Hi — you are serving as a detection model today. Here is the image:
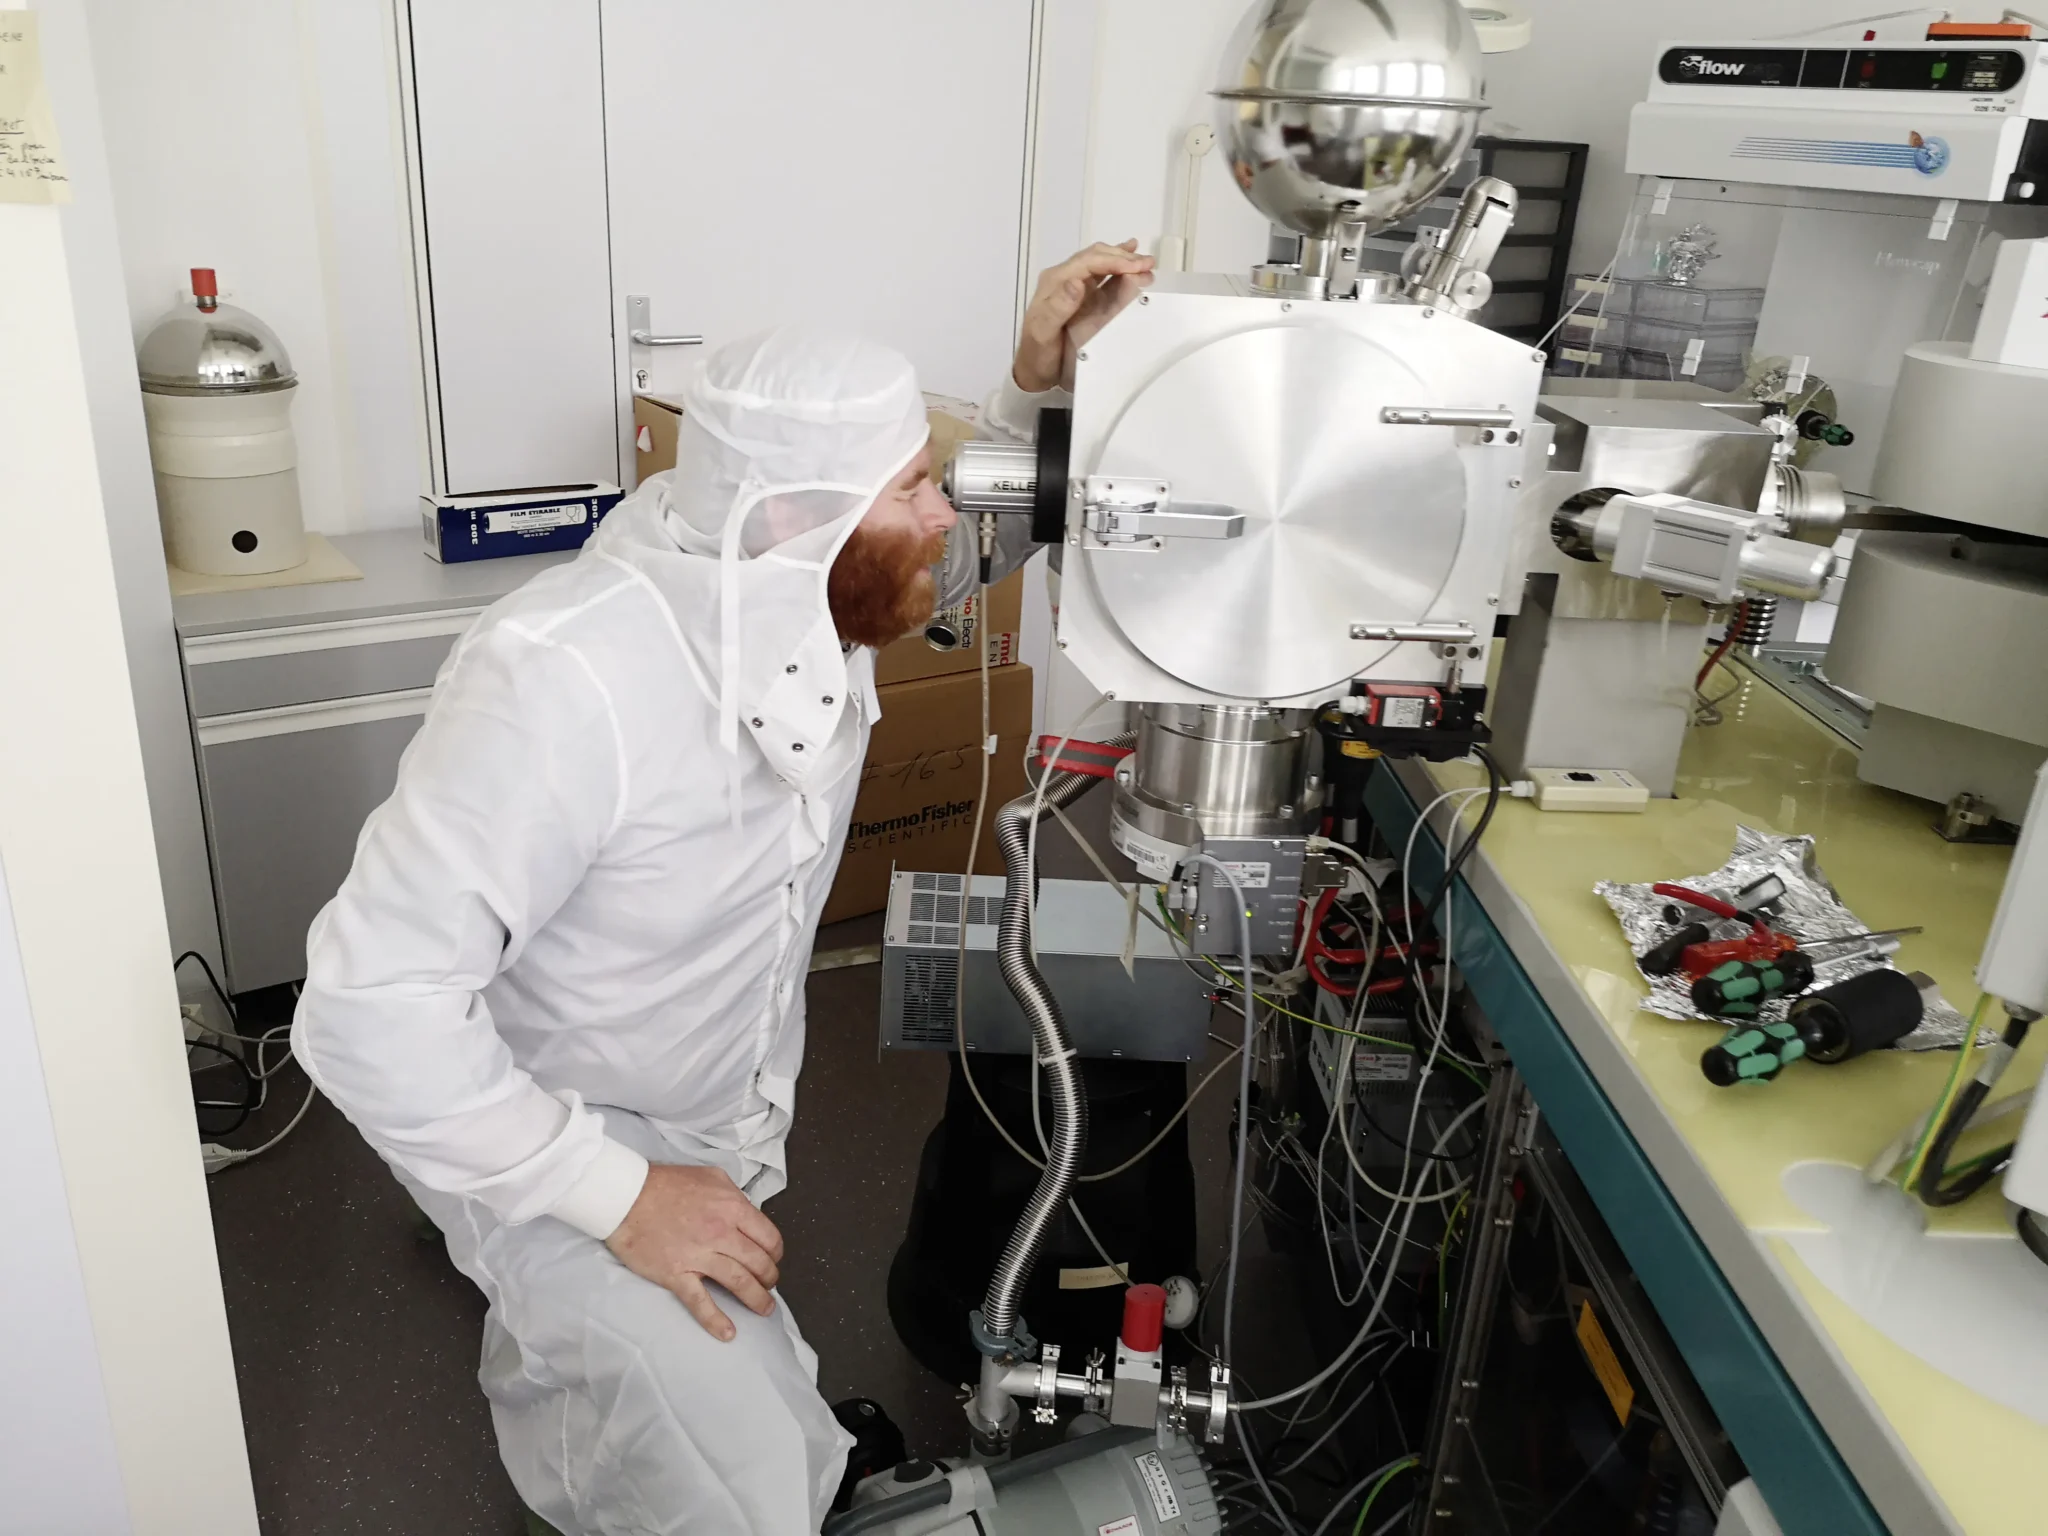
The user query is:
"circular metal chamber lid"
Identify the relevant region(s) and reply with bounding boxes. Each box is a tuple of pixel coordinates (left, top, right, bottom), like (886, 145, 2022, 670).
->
(1214, 0, 1487, 237)
(138, 301, 296, 395)
(1078, 322, 1465, 702)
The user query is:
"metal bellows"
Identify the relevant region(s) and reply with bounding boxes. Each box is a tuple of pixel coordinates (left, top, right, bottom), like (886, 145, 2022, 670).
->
(1213, 0, 1488, 238)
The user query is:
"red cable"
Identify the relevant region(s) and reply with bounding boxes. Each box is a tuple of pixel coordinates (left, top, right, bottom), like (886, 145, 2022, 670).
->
(1307, 953, 1357, 998)
(1302, 889, 1427, 999)
(1304, 889, 1360, 996)
(1696, 600, 1748, 693)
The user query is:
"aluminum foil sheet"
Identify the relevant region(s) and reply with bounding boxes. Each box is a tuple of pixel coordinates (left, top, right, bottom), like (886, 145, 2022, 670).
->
(1595, 826, 1973, 1050)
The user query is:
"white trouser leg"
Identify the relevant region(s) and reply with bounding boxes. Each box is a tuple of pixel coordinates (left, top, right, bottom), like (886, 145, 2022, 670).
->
(407, 1116, 853, 1535)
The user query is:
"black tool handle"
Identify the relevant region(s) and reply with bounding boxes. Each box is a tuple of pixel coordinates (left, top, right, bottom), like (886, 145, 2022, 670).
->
(1640, 921, 1710, 977)
(1791, 968, 1925, 1064)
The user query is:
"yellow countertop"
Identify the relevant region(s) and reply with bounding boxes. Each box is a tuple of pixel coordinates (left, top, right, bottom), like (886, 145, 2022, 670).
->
(1412, 667, 2044, 1536)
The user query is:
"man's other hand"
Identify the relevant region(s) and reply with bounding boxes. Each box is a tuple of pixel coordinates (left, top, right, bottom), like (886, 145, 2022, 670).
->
(606, 1163, 785, 1341)
(1013, 240, 1156, 394)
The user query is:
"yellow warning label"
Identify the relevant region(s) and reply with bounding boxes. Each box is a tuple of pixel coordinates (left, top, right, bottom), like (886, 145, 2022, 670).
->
(1576, 1299, 1635, 1427)
(1339, 740, 1382, 759)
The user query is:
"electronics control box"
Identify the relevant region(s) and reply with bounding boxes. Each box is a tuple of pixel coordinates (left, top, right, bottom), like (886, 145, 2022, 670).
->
(879, 872, 1214, 1062)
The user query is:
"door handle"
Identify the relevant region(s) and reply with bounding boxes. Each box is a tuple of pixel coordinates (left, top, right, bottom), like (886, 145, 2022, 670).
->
(625, 295, 703, 347)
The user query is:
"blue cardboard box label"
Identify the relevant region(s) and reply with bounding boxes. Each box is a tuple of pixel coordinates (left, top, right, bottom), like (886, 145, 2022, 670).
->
(423, 485, 624, 563)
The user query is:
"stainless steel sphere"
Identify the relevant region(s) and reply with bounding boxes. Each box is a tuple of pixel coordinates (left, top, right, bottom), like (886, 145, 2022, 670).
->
(1214, 0, 1487, 238)
(138, 301, 296, 396)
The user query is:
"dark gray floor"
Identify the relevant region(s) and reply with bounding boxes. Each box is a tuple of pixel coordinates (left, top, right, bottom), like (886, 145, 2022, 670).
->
(207, 799, 1301, 1533)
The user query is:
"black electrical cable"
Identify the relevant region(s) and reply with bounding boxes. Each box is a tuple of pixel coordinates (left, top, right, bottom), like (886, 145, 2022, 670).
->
(174, 949, 239, 1026)
(187, 1038, 257, 1137)
(1356, 1097, 1481, 1163)
(2018, 1208, 2048, 1266)
(1419, 744, 1503, 927)
(1918, 1014, 2031, 1208)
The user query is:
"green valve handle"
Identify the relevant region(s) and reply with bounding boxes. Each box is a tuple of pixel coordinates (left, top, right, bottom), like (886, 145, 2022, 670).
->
(1796, 409, 1855, 448)
(1690, 951, 1817, 1018)
(1702, 1021, 1807, 1086)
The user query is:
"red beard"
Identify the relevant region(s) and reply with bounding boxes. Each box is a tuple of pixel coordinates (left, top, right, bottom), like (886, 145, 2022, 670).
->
(828, 519, 948, 649)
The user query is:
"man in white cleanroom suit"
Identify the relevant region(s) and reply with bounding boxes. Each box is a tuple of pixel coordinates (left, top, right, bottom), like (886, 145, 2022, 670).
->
(291, 243, 1153, 1534)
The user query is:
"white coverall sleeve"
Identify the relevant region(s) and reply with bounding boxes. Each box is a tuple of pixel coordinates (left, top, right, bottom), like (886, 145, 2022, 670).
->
(934, 371, 1071, 609)
(292, 625, 649, 1240)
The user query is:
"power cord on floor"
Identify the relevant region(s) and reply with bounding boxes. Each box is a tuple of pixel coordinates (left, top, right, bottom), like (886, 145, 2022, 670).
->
(176, 953, 318, 1172)
(201, 1081, 317, 1173)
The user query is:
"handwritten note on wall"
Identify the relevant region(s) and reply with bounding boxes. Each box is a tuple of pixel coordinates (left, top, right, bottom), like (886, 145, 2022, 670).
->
(0, 11, 70, 204)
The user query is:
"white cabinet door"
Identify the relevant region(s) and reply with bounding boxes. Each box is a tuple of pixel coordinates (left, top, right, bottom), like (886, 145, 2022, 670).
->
(601, 0, 1037, 409)
(404, 0, 620, 494)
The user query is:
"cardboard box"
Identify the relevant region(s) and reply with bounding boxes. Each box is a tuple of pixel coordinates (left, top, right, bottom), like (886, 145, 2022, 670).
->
(421, 483, 624, 564)
(634, 390, 1021, 684)
(823, 662, 1033, 925)
(633, 392, 688, 485)
(874, 572, 1022, 685)
(635, 391, 979, 490)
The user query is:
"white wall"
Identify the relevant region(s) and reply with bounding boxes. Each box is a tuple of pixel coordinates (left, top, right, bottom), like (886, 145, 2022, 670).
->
(1079, 0, 1270, 271)
(38, 0, 224, 988)
(1482, 1, 1943, 275)
(1010, 0, 1275, 735)
(87, 0, 424, 537)
(0, 129, 259, 1536)
(0, 857, 133, 1534)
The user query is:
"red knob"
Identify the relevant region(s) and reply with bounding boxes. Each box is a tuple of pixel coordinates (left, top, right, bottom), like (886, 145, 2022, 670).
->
(190, 267, 218, 300)
(1121, 1283, 1167, 1353)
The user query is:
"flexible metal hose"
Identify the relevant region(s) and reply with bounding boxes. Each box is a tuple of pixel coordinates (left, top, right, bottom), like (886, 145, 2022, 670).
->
(978, 733, 1134, 1345)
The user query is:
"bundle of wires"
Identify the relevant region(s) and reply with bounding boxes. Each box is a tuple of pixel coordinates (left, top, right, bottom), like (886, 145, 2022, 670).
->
(1894, 995, 2034, 1207)
(943, 629, 1506, 1530)
(1302, 886, 1429, 1002)
(178, 950, 318, 1166)
(1693, 601, 1750, 727)
(1209, 784, 1499, 1532)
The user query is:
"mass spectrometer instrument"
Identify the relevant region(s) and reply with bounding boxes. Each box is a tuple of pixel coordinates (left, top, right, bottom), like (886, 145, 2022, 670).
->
(853, 15, 2048, 1529)
(843, 0, 1785, 1529)
(841, 0, 1536, 1530)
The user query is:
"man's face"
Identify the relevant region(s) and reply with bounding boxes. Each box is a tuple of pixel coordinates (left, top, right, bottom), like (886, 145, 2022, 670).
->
(828, 443, 957, 649)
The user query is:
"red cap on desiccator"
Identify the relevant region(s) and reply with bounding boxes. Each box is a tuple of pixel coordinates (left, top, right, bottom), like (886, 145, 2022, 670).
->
(1121, 1283, 1167, 1353)
(190, 268, 218, 299)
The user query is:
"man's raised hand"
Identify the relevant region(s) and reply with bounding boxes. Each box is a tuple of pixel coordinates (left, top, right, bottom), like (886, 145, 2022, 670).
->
(1012, 240, 1157, 394)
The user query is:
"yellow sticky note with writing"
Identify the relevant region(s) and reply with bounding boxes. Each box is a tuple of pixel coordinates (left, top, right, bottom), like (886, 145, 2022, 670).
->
(0, 11, 72, 205)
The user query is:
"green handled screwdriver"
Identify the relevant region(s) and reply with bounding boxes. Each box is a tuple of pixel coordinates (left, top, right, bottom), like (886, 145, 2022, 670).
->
(1691, 952, 1818, 1018)
(1702, 1021, 1808, 1085)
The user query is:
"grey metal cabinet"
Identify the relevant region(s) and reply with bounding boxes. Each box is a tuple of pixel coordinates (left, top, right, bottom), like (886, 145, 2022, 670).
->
(175, 533, 575, 994)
